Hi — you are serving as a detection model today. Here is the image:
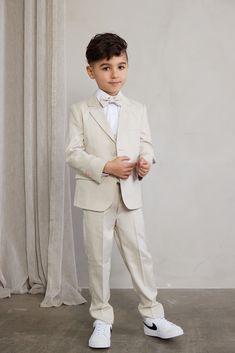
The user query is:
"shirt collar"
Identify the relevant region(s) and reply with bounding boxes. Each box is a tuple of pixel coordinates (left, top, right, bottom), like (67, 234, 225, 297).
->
(95, 88, 123, 102)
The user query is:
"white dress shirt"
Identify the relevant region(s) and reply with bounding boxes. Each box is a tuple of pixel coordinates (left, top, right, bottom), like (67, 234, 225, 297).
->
(96, 88, 123, 139)
(96, 88, 123, 176)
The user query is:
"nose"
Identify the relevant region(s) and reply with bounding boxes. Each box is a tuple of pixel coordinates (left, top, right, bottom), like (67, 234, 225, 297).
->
(111, 68, 118, 78)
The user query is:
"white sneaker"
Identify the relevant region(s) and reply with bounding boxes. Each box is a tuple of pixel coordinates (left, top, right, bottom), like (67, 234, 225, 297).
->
(143, 317, 184, 339)
(88, 319, 112, 348)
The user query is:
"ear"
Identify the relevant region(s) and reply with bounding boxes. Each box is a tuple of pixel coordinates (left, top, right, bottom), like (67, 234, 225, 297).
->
(86, 65, 95, 79)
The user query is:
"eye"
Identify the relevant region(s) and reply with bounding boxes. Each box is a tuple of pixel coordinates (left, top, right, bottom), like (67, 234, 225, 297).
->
(118, 65, 126, 70)
(102, 67, 110, 71)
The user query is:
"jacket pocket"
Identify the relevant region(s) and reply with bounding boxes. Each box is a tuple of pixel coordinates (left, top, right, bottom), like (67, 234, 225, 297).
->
(75, 174, 91, 180)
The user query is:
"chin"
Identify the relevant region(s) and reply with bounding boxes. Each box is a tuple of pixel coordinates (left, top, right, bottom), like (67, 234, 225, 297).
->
(108, 90, 119, 96)
(112, 87, 121, 94)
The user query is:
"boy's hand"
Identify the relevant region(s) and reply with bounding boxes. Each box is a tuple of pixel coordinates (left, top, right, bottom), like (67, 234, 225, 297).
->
(103, 156, 136, 179)
(136, 157, 150, 178)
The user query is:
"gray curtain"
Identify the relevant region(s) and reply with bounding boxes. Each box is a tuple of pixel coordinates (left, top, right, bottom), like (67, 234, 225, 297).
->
(0, 0, 86, 307)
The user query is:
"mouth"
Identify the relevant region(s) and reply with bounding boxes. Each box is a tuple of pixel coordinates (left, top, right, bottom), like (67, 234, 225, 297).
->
(109, 81, 121, 85)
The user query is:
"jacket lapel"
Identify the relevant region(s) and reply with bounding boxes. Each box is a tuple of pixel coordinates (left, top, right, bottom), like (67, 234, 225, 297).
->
(87, 95, 116, 143)
(87, 94, 133, 144)
(116, 95, 132, 143)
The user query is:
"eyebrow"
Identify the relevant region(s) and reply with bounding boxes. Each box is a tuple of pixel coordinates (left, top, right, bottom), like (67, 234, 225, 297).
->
(99, 62, 127, 67)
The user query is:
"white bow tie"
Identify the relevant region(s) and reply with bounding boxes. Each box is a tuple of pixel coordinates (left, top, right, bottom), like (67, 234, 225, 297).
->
(99, 95, 122, 107)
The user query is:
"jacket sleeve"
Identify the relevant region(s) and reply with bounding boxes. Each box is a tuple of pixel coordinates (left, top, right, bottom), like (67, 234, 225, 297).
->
(139, 104, 157, 166)
(65, 105, 109, 184)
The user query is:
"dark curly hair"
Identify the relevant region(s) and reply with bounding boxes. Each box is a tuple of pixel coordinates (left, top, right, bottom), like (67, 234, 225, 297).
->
(86, 33, 128, 64)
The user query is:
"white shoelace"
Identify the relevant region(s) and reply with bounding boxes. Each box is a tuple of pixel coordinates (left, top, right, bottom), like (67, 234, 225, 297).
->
(154, 318, 176, 328)
(94, 323, 111, 336)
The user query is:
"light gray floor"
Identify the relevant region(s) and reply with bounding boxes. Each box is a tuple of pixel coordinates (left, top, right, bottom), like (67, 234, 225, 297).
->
(0, 289, 235, 353)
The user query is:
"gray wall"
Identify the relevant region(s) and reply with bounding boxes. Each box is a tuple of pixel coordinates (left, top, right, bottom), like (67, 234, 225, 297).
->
(66, 0, 235, 288)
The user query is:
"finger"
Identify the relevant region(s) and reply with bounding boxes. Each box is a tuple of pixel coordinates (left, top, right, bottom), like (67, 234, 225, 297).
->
(139, 162, 146, 168)
(139, 157, 146, 164)
(126, 165, 135, 171)
(139, 169, 148, 176)
(130, 163, 136, 169)
(139, 167, 148, 173)
(142, 161, 149, 166)
(124, 166, 135, 171)
(123, 162, 135, 167)
(140, 161, 149, 168)
(126, 171, 133, 176)
(119, 156, 130, 161)
(124, 170, 133, 175)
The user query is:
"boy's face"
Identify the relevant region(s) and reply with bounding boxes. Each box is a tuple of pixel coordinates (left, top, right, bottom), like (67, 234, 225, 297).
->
(86, 52, 128, 96)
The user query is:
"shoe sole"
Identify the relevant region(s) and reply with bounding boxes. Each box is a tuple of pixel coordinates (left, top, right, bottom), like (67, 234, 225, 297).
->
(88, 341, 111, 349)
(144, 325, 184, 339)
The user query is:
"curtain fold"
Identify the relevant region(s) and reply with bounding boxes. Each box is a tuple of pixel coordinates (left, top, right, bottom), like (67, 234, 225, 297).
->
(0, 0, 86, 307)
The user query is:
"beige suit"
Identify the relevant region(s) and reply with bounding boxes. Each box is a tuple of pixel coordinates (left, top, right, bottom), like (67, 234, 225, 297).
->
(65, 94, 156, 211)
(65, 94, 164, 324)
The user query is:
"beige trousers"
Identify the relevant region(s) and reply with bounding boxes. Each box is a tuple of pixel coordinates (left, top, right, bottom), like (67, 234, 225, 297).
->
(82, 182, 164, 325)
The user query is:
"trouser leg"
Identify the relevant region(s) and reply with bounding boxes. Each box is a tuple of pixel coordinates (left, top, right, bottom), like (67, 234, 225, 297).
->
(114, 185, 164, 319)
(82, 187, 119, 325)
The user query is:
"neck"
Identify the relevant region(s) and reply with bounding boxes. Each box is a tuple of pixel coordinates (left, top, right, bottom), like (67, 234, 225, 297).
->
(98, 88, 120, 97)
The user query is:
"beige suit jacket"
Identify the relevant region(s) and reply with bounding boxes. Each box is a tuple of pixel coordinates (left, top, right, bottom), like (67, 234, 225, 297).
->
(65, 94, 156, 211)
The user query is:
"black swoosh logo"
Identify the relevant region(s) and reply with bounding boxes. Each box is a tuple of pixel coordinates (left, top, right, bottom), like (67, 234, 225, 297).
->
(144, 322, 157, 331)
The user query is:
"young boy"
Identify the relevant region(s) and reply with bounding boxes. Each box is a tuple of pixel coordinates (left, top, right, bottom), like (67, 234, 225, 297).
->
(65, 33, 184, 349)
